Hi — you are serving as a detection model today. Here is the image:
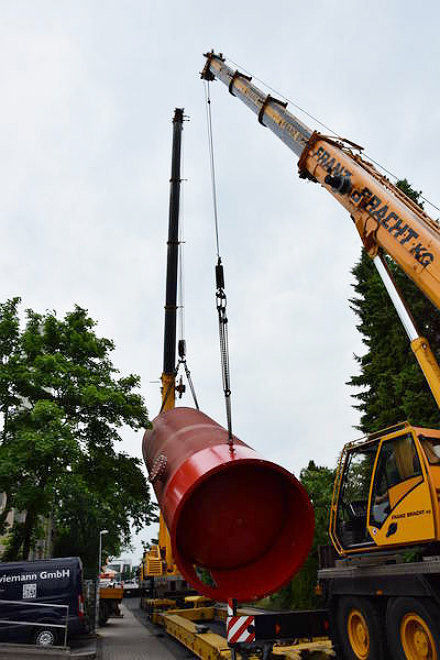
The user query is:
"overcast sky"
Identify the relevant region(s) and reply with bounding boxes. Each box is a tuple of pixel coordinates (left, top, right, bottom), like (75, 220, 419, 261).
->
(1, 1, 440, 562)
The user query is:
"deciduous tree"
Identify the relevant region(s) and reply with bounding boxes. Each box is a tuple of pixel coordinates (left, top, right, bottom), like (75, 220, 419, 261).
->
(263, 461, 335, 610)
(0, 300, 155, 565)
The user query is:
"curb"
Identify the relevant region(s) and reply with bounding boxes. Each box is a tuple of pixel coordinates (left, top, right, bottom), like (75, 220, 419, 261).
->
(0, 642, 97, 660)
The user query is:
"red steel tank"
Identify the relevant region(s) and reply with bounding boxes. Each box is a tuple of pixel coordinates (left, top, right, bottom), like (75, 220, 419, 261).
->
(142, 407, 314, 602)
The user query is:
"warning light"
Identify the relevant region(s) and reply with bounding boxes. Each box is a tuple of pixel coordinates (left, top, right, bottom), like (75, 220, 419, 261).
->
(275, 623, 281, 635)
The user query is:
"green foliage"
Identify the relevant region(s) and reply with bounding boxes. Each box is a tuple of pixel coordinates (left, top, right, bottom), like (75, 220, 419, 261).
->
(348, 178, 440, 433)
(401, 546, 423, 563)
(0, 299, 155, 568)
(256, 179, 437, 611)
(300, 461, 335, 549)
(261, 461, 335, 611)
(348, 182, 440, 433)
(395, 177, 424, 208)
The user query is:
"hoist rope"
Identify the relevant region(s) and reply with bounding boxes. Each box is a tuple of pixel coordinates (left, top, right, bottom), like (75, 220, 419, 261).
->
(159, 354, 200, 414)
(178, 130, 186, 347)
(227, 57, 336, 137)
(204, 80, 234, 450)
(216, 261, 233, 447)
(226, 56, 440, 215)
(204, 81, 221, 258)
(177, 132, 199, 412)
(182, 357, 199, 411)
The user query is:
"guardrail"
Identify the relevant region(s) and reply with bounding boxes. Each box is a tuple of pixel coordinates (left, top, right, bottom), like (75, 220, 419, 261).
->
(0, 599, 69, 647)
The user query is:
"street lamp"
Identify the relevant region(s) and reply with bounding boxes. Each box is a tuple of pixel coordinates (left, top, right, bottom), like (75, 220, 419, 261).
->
(96, 529, 109, 630)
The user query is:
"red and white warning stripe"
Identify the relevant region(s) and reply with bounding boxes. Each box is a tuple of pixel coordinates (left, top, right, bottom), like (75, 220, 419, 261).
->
(227, 615, 256, 644)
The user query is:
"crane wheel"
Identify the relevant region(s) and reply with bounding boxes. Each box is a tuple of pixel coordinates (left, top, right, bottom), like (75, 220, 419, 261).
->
(98, 601, 111, 627)
(386, 597, 440, 660)
(337, 596, 386, 660)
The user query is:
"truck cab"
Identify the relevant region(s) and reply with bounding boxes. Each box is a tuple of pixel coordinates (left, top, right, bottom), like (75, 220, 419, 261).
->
(330, 422, 440, 555)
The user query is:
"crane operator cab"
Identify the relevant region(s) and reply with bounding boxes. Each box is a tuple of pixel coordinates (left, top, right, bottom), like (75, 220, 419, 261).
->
(330, 422, 440, 555)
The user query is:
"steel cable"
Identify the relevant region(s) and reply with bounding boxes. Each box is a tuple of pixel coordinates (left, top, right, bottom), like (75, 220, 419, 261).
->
(227, 56, 440, 215)
(205, 81, 234, 447)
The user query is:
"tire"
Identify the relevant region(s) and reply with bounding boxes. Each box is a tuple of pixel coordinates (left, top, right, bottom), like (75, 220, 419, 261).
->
(337, 596, 386, 660)
(386, 597, 440, 660)
(99, 601, 111, 626)
(32, 626, 60, 647)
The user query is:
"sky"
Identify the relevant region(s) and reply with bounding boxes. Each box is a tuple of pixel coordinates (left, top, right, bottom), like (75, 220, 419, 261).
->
(1, 1, 440, 563)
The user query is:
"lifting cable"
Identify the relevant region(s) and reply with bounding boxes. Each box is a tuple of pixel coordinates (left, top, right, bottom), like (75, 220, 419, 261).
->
(204, 80, 234, 450)
(227, 56, 440, 215)
(175, 134, 199, 411)
(159, 352, 199, 413)
(176, 130, 199, 412)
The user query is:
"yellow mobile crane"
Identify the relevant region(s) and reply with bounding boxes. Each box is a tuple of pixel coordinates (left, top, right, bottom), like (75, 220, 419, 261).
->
(201, 52, 440, 660)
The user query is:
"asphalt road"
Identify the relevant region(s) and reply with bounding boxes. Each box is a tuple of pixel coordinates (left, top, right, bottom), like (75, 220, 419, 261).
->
(122, 598, 196, 659)
(121, 598, 339, 660)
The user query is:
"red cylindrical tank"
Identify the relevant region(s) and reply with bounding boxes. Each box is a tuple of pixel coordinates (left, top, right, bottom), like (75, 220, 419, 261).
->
(142, 407, 314, 603)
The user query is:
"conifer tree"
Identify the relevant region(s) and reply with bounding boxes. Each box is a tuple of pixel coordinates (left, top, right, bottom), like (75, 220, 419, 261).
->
(349, 180, 440, 433)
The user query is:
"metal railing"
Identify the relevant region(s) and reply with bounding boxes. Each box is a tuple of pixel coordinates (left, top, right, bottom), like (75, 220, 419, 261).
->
(0, 599, 69, 647)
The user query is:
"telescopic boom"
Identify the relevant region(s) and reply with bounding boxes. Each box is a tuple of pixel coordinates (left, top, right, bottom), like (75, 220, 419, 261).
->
(162, 107, 184, 411)
(201, 51, 440, 409)
(201, 53, 440, 304)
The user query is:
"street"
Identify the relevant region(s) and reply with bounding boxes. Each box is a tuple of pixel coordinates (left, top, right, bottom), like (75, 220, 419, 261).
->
(97, 600, 193, 660)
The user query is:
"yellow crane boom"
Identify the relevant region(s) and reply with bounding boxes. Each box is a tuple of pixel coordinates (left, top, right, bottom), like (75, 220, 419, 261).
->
(201, 51, 440, 408)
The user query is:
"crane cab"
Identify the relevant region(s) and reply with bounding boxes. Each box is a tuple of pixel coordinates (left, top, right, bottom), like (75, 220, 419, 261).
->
(330, 422, 440, 555)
